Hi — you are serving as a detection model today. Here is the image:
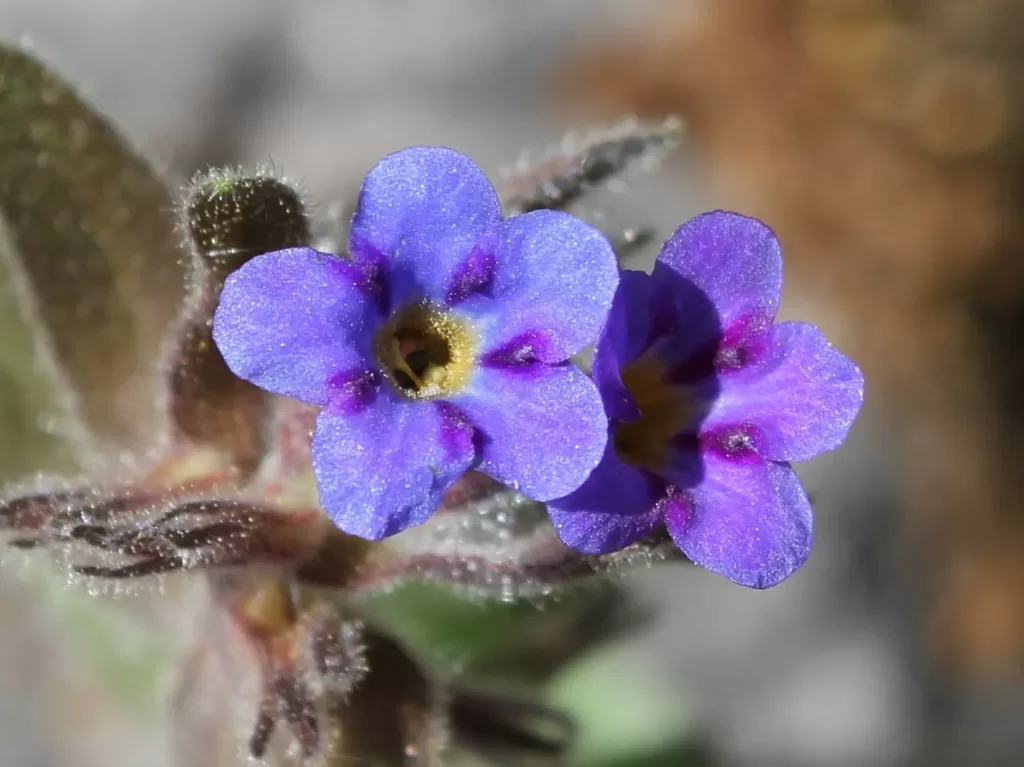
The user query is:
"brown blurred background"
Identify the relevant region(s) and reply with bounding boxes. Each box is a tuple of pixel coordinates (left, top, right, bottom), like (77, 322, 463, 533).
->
(1, 1, 1023, 765)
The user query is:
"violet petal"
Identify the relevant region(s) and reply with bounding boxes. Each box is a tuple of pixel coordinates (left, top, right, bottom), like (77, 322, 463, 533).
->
(666, 450, 813, 588)
(347, 146, 502, 308)
(451, 363, 607, 501)
(458, 210, 619, 363)
(547, 440, 665, 554)
(312, 393, 476, 539)
(706, 321, 864, 462)
(213, 247, 382, 404)
(655, 211, 782, 334)
(591, 270, 656, 421)
(592, 267, 723, 419)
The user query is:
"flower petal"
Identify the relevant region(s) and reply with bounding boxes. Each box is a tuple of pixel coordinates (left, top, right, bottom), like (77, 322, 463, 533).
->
(591, 270, 658, 420)
(451, 363, 608, 502)
(547, 440, 665, 554)
(705, 322, 864, 462)
(213, 248, 382, 404)
(655, 211, 782, 332)
(348, 146, 502, 307)
(667, 450, 813, 588)
(592, 266, 723, 419)
(461, 210, 619, 362)
(312, 394, 476, 540)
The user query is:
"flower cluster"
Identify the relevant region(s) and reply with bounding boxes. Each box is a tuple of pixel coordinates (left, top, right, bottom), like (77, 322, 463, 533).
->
(8, 43, 844, 764)
(213, 146, 863, 589)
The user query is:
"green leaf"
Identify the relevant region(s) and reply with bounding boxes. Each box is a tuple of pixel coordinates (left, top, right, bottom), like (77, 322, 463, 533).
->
(0, 253, 75, 478)
(361, 582, 538, 667)
(25, 559, 172, 717)
(546, 641, 696, 766)
(0, 43, 187, 453)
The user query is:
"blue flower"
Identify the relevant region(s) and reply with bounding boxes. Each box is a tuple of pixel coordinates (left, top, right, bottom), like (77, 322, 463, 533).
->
(213, 147, 618, 539)
(547, 211, 864, 588)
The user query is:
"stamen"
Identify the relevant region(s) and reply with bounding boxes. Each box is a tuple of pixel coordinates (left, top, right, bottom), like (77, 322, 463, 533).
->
(391, 337, 425, 390)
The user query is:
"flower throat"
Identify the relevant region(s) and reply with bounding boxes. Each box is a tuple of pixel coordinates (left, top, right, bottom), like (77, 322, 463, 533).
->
(376, 303, 476, 399)
(613, 350, 697, 470)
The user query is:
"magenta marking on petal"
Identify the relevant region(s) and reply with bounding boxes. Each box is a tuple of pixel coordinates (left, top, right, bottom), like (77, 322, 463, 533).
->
(347, 147, 502, 309)
(435, 401, 480, 461)
(213, 248, 383, 405)
(326, 369, 382, 415)
(459, 210, 618, 362)
(480, 330, 554, 369)
(346, 234, 392, 316)
(713, 314, 772, 372)
(702, 321, 864, 462)
(445, 246, 497, 305)
(656, 485, 692, 532)
(699, 423, 767, 461)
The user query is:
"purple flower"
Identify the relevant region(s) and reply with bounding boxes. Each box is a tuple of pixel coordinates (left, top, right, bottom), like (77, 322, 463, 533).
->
(547, 211, 864, 588)
(212, 147, 618, 540)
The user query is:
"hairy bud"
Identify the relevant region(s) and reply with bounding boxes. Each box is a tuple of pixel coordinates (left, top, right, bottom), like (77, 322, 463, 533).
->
(168, 169, 312, 471)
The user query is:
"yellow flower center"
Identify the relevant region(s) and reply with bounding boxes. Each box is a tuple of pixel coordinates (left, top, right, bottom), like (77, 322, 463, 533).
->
(375, 303, 477, 399)
(613, 351, 697, 470)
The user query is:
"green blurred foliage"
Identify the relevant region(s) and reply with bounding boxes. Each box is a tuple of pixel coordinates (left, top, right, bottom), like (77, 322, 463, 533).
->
(0, 249, 169, 721)
(369, 583, 708, 767)
(364, 582, 546, 669)
(548, 641, 697, 767)
(39, 566, 172, 717)
(0, 250, 76, 480)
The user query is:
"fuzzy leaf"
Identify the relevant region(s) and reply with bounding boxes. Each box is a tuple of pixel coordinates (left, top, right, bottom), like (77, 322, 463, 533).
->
(0, 254, 78, 478)
(499, 116, 683, 215)
(0, 483, 333, 581)
(0, 43, 187, 452)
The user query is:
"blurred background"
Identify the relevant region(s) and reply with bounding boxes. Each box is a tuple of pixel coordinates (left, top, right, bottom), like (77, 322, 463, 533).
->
(1, 0, 1023, 765)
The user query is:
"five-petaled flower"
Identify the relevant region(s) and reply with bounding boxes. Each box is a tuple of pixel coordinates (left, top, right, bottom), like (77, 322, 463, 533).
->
(546, 211, 864, 588)
(213, 146, 618, 540)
